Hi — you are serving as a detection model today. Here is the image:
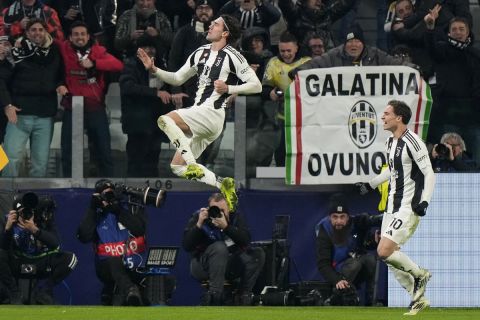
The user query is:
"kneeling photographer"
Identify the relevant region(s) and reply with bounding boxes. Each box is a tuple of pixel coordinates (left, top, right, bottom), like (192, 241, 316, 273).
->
(182, 193, 265, 306)
(316, 193, 381, 306)
(77, 179, 159, 306)
(430, 132, 478, 172)
(0, 192, 77, 304)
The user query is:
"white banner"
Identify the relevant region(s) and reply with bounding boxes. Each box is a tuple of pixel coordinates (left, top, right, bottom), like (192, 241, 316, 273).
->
(285, 66, 432, 185)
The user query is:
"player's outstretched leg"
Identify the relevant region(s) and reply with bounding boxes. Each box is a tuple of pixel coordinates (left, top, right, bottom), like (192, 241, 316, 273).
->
(220, 177, 238, 212)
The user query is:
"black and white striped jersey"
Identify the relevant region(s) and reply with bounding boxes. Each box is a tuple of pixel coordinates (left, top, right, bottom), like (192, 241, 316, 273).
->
(180, 44, 259, 109)
(384, 129, 433, 214)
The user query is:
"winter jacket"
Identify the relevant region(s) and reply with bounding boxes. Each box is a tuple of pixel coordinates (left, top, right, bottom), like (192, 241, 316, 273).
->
(291, 44, 416, 78)
(0, 34, 64, 117)
(278, 0, 356, 48)
(57, 40, 123, 112)
(219, 0, 281, 30)
(182, 210, 251, 258)
(315, 213, 377, 285)
(114, 6, 173, 58)
(77, 197, 147, 267)
(119, 56, 173, 135)
(0, 0, 64, 40)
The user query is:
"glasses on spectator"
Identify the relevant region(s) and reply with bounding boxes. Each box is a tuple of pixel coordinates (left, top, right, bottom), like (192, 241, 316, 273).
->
(309, 44, 324, 49)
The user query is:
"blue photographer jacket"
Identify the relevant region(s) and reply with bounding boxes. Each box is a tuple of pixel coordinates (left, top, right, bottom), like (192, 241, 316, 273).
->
(94, 210, 146, 269)
(77, 199, 147, 270)
(315, 213, 377, 285)
(2, 214, 60, 258)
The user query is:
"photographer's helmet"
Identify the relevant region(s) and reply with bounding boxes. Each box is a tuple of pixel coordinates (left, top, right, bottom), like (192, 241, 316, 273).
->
(95, 179, 115, 194)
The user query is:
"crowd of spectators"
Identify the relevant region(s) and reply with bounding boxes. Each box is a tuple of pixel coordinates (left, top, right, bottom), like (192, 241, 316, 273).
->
(0, 0, 478, 177)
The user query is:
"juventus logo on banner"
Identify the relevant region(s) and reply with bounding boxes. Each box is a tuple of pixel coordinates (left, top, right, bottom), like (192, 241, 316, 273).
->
(348, 100, 378, 149)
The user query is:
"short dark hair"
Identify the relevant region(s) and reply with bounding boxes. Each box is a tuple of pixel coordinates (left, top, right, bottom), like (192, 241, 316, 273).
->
(449, 16, 471, 31)
(70, 21, 90, 34)
(221, 14, 241, 45)
(388, 100, 412, 124)
(279, 30, 297, 44)
(26, 18, 48, 31)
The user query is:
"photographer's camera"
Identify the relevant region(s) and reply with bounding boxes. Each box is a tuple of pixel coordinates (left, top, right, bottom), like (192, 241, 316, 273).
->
(207, 206, 222, 219)
(13, 192, 39, 220)
(434, 143, 450, 160)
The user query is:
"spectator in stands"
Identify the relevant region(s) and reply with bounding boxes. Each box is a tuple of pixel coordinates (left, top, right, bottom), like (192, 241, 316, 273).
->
(0, 19, 65, 177)
(290, 23, 416, 78)
(0, 192, 77, 304)
(241, 26, 272, 85)
(400, 0, 472, 34)
(241, 26, 273, 176)
(219, 0, 281, 31)
(114, 0, 173, 61)
(430, 132, 478, 172)
(119, 36, 173, 177)
(56, 0, 83, 35)
(260, 31, 310, 167)
(389, 0, 433, 79)
(278, 0, 356, 50)
(182, 192, 265, 305)
(0, 34, 10, 144)
(168, 0, 217, 110)
(316, 193, 381, 306)
(424, 6, 480, 163)
(304, 32, 325, 58)
(58, 21, 123, 178)
(0, 0, 64, 41)
(77, 179, 148, 306)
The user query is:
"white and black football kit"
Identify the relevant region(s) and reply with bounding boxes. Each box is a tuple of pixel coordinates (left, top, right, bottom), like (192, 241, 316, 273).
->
(370, 129, 435, 245)
(153, 44, 260, 158)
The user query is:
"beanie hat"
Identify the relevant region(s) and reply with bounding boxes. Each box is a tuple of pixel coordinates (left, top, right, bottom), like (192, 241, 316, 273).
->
(95, 179, 115, 193)
(327, 193, 349, 215)
(195, 0, 218, 13)
(345, 23, 365, 44)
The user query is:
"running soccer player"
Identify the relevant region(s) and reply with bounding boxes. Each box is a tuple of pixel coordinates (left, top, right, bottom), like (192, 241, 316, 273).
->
(355, 100, 435, 315)
(137, 15, 261, 211)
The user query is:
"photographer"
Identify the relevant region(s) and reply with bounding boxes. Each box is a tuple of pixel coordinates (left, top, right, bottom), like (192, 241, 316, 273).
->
(430, 132, 478, 172)
(77, 179, 147, 306)
(182, 193, 265, 306)
(315, 193, 381, 306)
(0, 193, 77, 304)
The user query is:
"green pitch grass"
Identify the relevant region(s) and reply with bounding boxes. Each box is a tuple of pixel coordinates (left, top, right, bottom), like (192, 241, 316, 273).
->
(0, 306, 479, 320)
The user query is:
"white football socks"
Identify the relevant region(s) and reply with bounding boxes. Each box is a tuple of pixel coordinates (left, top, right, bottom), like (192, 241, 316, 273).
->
(385, 250, 422, 278)
(388, 264, 414, 297)
(158, 115, 195, 164)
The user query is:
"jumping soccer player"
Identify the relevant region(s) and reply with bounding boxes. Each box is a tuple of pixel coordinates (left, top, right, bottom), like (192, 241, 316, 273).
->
(137, 15, 261, 211)
(355, 100, 435, 315)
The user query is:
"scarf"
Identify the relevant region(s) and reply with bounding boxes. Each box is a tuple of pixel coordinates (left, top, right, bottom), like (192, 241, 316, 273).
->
(447, 36, 471, 50)
(11, 34, 52, 64)
(239, 7, 259, 29)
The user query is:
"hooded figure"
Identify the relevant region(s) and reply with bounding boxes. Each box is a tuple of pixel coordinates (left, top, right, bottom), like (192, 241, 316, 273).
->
(240, 26, 273, 79)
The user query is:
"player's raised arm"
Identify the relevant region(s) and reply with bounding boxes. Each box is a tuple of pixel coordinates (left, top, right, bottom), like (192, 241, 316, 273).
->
(137, 48, 196, 86)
